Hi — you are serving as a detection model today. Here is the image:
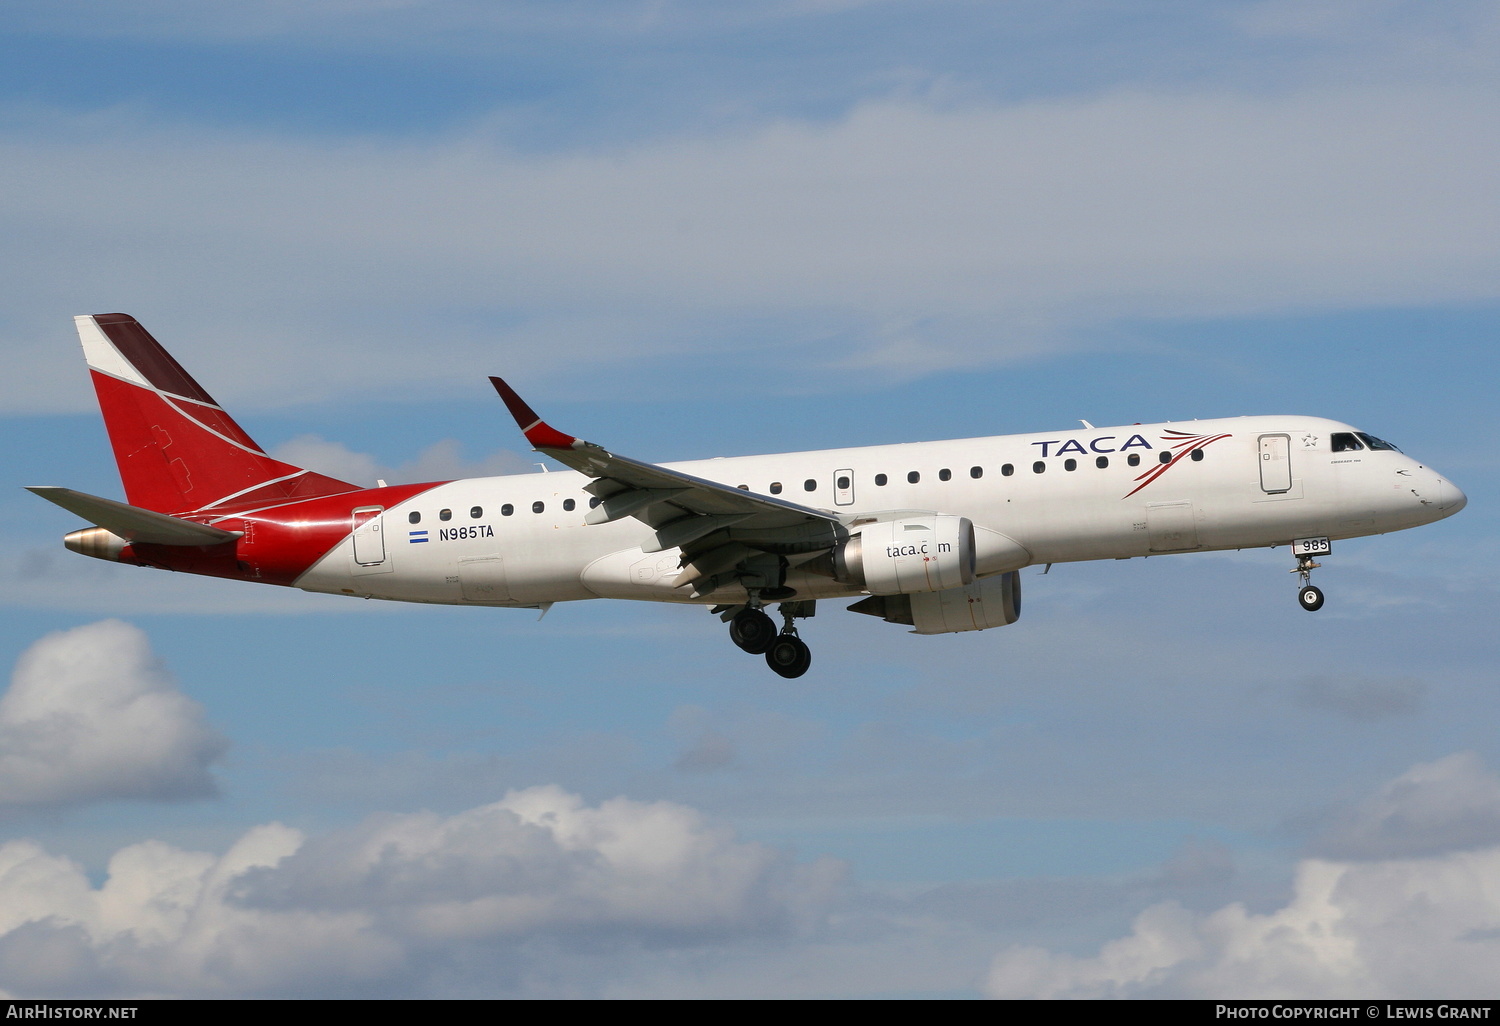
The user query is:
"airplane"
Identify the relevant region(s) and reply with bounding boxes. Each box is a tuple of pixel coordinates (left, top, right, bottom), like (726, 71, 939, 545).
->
(30, 314, 1467, 678)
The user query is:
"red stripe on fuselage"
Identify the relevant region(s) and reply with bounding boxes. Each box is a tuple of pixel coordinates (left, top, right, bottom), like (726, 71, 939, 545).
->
(1120, 433, 1231, 499)
(118, 482, 446, 587)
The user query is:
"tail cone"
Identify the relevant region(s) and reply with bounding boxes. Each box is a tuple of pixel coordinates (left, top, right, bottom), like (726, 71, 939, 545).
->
(64, 526, 127, 561)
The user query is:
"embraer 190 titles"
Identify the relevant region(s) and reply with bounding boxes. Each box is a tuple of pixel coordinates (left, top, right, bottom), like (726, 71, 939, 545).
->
(30, 314, 1467, 678)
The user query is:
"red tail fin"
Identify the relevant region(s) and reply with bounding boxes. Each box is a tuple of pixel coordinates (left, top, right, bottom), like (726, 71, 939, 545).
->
(77, 314, 359, 514)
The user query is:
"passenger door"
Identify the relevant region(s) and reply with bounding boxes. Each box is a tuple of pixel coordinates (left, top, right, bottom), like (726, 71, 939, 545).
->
(1259, 434, 1292, 494)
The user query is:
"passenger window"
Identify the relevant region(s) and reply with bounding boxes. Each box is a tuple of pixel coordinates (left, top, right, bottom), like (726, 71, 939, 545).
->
(907, 471, 920, 484)
(837, 475, 851, 489)
(875, 474, 888, 486)
(939, 468, 952, 481)
(439, 509, 452, 521)
(589, 496, 601, 507)
(408, 511, 421, 524)
(1001, 464, 1014, 477)
(769, 482, 783, 494)
(1033, 461, 1045, 474)
(1159, 451, 1172, 464)
(804, 479, 817, 492)
(970, 466, 982, 479)
(469, 506, 482, 519)
(737, 484, 749, 490)
(1190, 449, 1204, 462)
(501, 504, 514, 516)
(1095, 456, 1109, 469)
(1127, 453, 1141, 467)
(1331, 432, 1365, 452)
(532, 501, 545, 514)
(1064, 459, 1077, 471)
(563, 498, 576, 511)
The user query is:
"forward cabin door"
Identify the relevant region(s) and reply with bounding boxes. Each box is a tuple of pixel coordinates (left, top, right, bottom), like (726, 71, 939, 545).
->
(1259, 434, 1292, 494)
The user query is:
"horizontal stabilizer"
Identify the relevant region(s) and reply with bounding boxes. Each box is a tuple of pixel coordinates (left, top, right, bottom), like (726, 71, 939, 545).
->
(26, 487, 243, 546)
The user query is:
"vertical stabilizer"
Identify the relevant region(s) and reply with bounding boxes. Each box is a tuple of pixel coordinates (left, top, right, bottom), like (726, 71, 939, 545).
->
(77, 314, 359, 514)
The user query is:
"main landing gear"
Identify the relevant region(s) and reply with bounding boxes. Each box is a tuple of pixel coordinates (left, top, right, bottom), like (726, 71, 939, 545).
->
(728, 607, 776, 654)
(765, 625, 812, 679)
(1292, 552, 1325, 612)
(722, 601, 814, 678)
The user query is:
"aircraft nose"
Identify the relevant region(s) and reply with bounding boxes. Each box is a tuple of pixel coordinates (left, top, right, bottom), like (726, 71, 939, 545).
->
(1440, 476, 1467, 514)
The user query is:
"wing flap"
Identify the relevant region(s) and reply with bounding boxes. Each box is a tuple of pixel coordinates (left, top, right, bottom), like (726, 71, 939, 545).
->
(583, 487, 690, 526)
(642, 513, 757, 554)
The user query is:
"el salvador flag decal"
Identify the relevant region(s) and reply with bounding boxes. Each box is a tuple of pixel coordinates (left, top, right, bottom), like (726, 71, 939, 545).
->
(409, 530, 429, 543)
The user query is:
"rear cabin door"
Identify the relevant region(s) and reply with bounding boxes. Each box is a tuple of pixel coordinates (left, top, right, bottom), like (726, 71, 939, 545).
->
(351, 507, 387, 567)
(1259, 434, 1292, 494)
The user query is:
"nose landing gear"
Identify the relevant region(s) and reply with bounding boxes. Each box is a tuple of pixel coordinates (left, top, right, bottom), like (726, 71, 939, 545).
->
(1289, 539, 1328, 611)
(718, 600, 815, 677)
(1297, 581, 1325, 612)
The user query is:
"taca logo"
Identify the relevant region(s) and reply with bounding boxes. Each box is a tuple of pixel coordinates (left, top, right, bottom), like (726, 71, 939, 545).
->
(1030, 434, 1153, 457)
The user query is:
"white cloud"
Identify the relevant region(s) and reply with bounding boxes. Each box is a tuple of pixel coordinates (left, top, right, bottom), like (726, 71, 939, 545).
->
(1313, 751, 1500, 860)
(0, 787, 843, 997)
(267, 436, 532, 487)
(5, 74, 1499, 413)
(265, 436, 383, 489)
(983, 754, 1500, 998)
(0, 621, 227, 809)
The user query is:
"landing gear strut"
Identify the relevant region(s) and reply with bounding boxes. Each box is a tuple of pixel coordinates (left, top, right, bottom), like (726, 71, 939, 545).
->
(764, 603, 813, 679)
(1292, 552, 1325, 611)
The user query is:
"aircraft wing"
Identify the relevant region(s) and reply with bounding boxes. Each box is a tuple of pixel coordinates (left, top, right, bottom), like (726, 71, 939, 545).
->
(490, 377, 842, 594)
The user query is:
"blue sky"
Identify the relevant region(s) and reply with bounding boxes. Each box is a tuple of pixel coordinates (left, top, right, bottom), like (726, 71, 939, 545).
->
(1, 0, 1498, 998)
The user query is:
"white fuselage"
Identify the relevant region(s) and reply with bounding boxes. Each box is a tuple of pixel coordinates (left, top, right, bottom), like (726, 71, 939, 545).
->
(293, 415, 1464, 609)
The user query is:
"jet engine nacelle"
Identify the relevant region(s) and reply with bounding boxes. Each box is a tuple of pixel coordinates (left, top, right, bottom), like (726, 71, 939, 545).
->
(909, 571, 1022, 634)
(849, 571, 1022, 634)
(837, 515, 976, 595)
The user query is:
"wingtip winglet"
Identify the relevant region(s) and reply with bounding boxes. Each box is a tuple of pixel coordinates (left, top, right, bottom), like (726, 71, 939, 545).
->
(488, 376, 578, 450)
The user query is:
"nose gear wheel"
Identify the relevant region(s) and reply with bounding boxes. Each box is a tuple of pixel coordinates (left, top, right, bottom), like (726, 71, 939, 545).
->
(1290, 552, 1325, 612)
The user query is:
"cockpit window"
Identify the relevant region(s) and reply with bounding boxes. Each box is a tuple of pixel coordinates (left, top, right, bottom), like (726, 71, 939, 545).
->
(1331, 432, 1365, 452)
(1356, 432, 1401, 452)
